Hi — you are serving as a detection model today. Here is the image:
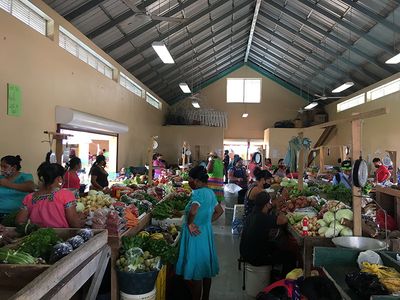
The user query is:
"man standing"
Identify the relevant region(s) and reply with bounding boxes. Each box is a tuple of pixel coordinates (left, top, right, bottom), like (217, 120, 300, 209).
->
(373, 157, 391, 184)
(332, 160, 352, 189)
(223, 150, 230, 183)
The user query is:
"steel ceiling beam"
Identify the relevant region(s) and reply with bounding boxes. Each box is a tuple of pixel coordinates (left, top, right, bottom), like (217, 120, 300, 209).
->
(125, 0, 254, 68)
(248, 53, 320, 96)
(252, 33, 370, 89)
(265, 1, 396, 75)
(146, 40, 248, 93)
(132, 17, 251, 77)
(298, 0, 395, 54)
(161, 55, 246, 101)
(136, 23, 250, 83)
(105, 0, 227, 54)
(249, 46, 324, 90)
(104, 0, 198, 53)
(147, 41, 247, 96)
(252, 33, 339, 83)
(64, 0, 105, 21)
(244, 0, 262, 62)
(340, 0, 400, 33)
(86, 0, 159, 39)
(258, 11, 381, 82)
(255, 22, 352, 80)
(168, 60, 246, 103)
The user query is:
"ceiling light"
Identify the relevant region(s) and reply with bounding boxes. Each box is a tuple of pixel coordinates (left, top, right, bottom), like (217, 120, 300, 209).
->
(332, 81, 354, 93)
(304, 102, 318, 110)
(179, 83, 191, 93)
(385, 53, 400, 64)
(151, 41, 174, 64)
(192, 101, 200, 109)
(242, 113, 249, 118)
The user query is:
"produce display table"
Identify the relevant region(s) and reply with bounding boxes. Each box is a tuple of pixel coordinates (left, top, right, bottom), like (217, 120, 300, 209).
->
(314, 247, 400, 300)
(0, 228, 109, 300)
(108, 213, 152, 300)
(375, 186, 400, 229)
(288, 225, 334, 277)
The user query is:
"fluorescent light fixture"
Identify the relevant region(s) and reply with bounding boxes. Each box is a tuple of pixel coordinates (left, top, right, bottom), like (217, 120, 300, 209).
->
(179, 83, 191, 93)
(192, 101, 200, 109)
(242, 113, 249, 118)
(304, 102, 318, 110)
(151, 41, 174, 64)
(332, 81, 354, 93)
(385, 53, 400, 64)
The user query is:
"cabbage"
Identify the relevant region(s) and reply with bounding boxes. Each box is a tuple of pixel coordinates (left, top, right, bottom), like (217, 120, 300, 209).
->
(325, 228, 340, 238)
(340, 227, 353, 236)
(88, 190, 98, 196)
(317, 220, 327, 227)
(323, 211, 335, 224)
(76, 202, 85, 212)
(318, 227, 328, 236)
(335, 209, 353, 221)
(329, 221, 344, 232)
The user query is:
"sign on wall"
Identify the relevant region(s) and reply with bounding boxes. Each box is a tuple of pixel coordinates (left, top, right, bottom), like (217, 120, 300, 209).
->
(7, 83, 22, 117)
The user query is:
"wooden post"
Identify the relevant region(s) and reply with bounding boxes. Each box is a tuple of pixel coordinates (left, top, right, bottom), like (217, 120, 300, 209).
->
(148, 137, 154, 185)
(319, 146, 325, 173)
(352, 119, 362, 236)
(298, 132, 305, 191)
(386, 150, 397, 183)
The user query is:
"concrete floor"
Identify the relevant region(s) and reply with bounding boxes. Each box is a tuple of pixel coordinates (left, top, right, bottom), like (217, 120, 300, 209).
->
(209, 211, 254, 300)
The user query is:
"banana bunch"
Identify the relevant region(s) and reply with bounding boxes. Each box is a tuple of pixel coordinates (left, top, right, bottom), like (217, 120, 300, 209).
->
(150, 233, 164, 240)
(361, 262, 400, 279)
(138, 231, 150, 238)
(380, 277, 400, 293)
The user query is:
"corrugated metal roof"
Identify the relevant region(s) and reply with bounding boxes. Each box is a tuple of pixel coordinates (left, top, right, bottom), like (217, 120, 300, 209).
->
(45, 0, 400, 103)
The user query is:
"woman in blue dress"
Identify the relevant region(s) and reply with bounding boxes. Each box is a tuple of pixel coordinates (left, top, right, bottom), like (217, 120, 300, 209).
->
(176, 166, 224, 300)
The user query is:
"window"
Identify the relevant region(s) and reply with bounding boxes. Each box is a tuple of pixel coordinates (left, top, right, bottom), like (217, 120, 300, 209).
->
(119, 73, 143, 97)
(367, 78, 400, 101)
(337, 94, 365, 112)
(59, 27, 114, 79)
(0, 0, 48, 35)
(227, 78, 261, 103)
(146, 92, 162, 110)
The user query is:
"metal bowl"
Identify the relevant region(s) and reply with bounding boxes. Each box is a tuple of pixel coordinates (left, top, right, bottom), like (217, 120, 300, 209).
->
(332, 236, 387, 251)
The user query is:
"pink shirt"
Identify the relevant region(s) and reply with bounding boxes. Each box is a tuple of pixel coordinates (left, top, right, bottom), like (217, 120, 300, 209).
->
(22, 189, 76, 228)
(153, 159, 165, 178)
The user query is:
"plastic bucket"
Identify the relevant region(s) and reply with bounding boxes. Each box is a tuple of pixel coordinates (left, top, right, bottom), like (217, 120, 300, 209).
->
(120, 288, 156, 300)
(225, 206, 234, 225)
(117, 269, 159, 295)
(245, 264, 272, 297)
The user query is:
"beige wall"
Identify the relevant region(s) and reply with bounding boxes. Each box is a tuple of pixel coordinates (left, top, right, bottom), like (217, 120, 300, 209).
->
(195, 65, 307, 139)
(326, 73, 400, 168)
(264, 128, 324, 164)
(0, 5, 167, 176)
(159, 126, 224, 165)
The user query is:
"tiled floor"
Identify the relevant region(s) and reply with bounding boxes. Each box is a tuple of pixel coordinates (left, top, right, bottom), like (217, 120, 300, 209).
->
(209, 211, 254, 300)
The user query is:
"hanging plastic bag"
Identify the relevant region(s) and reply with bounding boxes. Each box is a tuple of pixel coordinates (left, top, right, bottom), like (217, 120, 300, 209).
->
(224, 183, 242, 194)
(357, 250, 383, 269)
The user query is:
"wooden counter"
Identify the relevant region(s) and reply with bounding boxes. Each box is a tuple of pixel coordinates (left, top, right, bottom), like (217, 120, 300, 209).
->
(288, 226, 334, 277)
(108, 213, 152, 300)
(375, 186, 400, 228)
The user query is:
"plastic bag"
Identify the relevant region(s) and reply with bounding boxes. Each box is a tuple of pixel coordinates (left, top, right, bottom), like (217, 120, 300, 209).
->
(224, 183, 242, 194)
(92, 209, 109, 229)
(357, 250, 383, 269)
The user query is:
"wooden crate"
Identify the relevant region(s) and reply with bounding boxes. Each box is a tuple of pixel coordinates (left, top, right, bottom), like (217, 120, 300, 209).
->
(0, 228, 109, 300)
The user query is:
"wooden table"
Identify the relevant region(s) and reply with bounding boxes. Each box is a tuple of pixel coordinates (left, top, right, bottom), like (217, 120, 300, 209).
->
(375, 186, 400, 228)
(108, 213, 152, 300)
(0, 229, 110, 300)
(288, 226, 334, 277)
